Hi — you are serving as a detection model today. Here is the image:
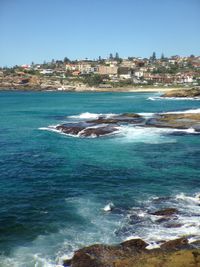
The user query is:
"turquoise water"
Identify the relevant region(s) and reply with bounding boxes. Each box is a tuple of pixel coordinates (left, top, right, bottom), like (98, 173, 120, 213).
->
(0, 91, 200, 266)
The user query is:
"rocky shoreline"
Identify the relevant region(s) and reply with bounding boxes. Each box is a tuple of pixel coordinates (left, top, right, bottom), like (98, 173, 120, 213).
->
(63, 237, 200, 267)
(62, 205, 200, 266)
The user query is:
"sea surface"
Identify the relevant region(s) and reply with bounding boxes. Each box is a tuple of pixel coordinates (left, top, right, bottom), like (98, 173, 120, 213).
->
(0, 91, 200, 267)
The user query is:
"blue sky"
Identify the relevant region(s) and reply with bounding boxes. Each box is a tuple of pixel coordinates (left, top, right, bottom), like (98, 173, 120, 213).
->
(0, 0, 200, 66)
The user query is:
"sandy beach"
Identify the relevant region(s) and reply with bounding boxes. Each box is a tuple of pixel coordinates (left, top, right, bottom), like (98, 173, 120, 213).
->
(74, 86, 186, 93)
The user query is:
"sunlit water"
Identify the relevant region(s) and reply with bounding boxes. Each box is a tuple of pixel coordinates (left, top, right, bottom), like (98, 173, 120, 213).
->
(0, 91, 200, 266)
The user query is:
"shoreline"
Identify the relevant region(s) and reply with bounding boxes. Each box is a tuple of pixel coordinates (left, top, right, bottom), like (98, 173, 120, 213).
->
(0, 86, 188, 93)
(64, 237, 200, 267)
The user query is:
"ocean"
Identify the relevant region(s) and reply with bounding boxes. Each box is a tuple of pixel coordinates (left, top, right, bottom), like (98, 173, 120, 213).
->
(0, 91, 200, 266)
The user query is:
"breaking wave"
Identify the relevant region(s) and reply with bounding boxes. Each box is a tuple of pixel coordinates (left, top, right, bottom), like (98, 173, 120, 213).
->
(115, 191, 200, 248)
(165, 108, 200, 114)
(2, 190, 200, 266)
(68, 112, 117, 120)
(148, 96, 200, 101)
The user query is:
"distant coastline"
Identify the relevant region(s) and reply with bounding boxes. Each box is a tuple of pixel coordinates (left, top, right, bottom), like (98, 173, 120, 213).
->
(0, 86, 189, 93)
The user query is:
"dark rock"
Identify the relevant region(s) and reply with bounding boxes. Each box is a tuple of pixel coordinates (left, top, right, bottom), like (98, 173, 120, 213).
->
(63, 259, 72, 267)
(156, 217, 171, 223)
(120, 238, 148, 251)
(56, 125, 85, 135)
(160, 237, 188, 250)
(151, 208, 178, 216)
(56, 124, 118, 137)
(88, 113, 144, 125)
(87, 118, 119, 124)
(66, 240, 149, 267)
(121, 113, 142, 118)
(164, 223, 183, 228)
(81, 126, 118, 137)
(152, 196, 171, 204)
(72, 249, 100, 267)
(68, 244, 123, 267)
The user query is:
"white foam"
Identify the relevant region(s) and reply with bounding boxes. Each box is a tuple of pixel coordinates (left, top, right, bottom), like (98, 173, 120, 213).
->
(148, 96, 200, 101)
(138, 112, 154, 119)
(39, 124, 120, 139)
(40, 123, 199, 140)
(175, 192, 200, 204)
(68, 112, 117, 120)
(103, 202, 114, 212)
(165, 108, 200, 114)
(146, 242, 161, 250)
(39, 125, 82, 138)
(39, 124, 60, 132)
(115, 125, 176, 144)
(148, 97, 158, 101)
(123, 192, 200, 247)
(39, 127, 67, 135)
(2, 192, 200, 266)
(172, 127, 199, 134)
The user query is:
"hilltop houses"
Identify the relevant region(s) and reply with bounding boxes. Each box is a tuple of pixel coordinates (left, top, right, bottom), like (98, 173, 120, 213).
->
(0, 55, 199, 90)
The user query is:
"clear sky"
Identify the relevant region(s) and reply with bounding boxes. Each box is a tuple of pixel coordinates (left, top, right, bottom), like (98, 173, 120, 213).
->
(0, 0, 200, 66)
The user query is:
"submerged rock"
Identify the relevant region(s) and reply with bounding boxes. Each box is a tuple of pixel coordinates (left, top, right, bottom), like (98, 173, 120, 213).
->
(164, 223, 183, 228)
(162, 87, 200, 98)
(150, 208, 178, 216)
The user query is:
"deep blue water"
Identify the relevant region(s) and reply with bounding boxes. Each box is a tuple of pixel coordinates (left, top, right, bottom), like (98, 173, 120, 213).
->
(0, 91, 200, 266)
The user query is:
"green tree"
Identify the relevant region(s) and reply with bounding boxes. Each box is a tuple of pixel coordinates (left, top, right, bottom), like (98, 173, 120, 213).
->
(84, 74, 103, 86)
(152, 52, 156, 61)
(63, 57, 70, 63)
(115, 52, 119, 60)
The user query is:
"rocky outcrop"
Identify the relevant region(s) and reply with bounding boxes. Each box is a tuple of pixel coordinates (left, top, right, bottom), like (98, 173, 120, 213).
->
(56, 124, 118, 137)
(55, 113, 145, 137)
(146, 113, 200, 131)
(120, 239, 148, 251)
(160, 237, 188, 250)
(63, 238, 200, 267)
(50, 111, 200, 138)
(162, 87, 200, 98)
(88, 113, 144, 125)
